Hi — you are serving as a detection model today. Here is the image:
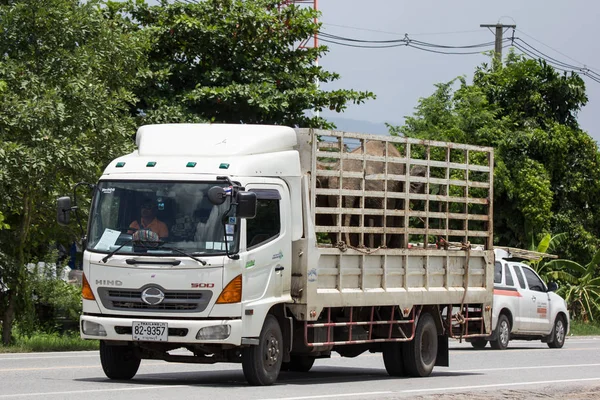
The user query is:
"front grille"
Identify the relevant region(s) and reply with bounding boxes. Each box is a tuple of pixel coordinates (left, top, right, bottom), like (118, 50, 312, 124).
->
(98, 286, 212, 313)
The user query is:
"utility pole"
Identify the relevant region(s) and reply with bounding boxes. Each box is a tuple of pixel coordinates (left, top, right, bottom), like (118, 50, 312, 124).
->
(480, 23, 516, 63)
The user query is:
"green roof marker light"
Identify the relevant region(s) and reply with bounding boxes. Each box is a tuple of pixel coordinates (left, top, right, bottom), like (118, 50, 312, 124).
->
(219, 163, 230, 169)
(186, 162, 197, 168)
(146, 161, 157, 167)
(116, 162, 126, 168)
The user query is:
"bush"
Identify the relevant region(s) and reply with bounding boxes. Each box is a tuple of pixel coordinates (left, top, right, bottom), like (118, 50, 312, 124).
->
(16, 263, 81, 336)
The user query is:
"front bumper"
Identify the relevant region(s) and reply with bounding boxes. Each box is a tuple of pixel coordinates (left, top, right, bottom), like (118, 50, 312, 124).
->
(80, 315, 244, 345)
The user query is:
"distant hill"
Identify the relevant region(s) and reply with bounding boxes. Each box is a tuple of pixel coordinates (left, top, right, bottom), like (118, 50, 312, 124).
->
(324, 116, 398, 135)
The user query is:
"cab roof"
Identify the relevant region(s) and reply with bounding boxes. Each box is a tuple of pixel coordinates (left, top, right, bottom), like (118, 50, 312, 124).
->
(135, 123, 297, 157)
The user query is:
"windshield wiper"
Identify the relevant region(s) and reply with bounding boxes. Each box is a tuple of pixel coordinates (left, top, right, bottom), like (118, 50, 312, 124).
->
(101, 240, 134, 263)
(101, 240, 207, 265)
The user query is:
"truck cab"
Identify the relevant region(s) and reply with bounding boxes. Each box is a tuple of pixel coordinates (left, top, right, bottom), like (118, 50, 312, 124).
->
(470, 248, 569, 350)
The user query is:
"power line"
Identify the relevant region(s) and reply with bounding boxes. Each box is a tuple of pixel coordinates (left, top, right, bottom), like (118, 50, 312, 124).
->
(322, 23, 482, 37)
(516, 29, 600, 74)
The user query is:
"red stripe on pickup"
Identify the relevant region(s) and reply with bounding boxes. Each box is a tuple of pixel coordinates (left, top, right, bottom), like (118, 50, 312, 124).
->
(494, 289, 522, 297)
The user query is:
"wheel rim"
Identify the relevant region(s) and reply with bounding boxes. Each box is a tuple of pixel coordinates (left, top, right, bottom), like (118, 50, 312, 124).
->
(264, 334, 280, 369)
(499, 320, 509, 346)
(555, 320, 565, 344)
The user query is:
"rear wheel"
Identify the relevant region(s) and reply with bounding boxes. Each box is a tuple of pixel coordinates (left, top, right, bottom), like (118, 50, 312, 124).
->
(547, 316, 566, 349)
(404, 313, 438, 377)
(282, 355, 315, 372)
(470, 338, 488, 349)
(242, 315, 283, 386)
(382, 342, 405, 376)
(490, 314, 510, 350)
(99, 341, 141, 380)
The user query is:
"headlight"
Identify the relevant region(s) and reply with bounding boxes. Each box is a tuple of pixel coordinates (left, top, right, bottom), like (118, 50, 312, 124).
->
(196, 325, 231, 340)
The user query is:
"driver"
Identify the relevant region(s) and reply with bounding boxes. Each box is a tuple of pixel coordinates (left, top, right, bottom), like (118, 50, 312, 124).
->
(129, 199, 169, 239)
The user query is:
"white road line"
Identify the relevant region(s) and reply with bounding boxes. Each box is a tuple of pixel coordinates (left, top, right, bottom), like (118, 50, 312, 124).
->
(401, 377, 600, 394)
(0, 385, 187, 399)
(453, 363, 600, 373)
(257, 392, 393, 400)
(0, 354, 97, 361)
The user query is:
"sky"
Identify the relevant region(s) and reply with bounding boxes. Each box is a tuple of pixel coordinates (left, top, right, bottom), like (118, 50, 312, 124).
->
(314, 0, 600, 141)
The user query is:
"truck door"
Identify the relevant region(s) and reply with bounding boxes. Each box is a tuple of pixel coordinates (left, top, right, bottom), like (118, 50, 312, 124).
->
(241, 186, 291, 303)
(521, 266, 552, 333)
(511, 264, 537, 332)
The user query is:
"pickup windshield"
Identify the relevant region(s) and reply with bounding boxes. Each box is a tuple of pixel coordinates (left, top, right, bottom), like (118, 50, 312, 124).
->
(88, 180, 238, 256)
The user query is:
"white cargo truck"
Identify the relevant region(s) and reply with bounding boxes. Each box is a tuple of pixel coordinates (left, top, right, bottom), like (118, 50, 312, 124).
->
(57, 124, 495, 385)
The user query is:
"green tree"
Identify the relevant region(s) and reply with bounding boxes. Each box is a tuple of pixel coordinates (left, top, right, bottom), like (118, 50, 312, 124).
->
(112, 0, 374, 127)
(0, 0, 148, 344)
(390, 52, 600, 264)
(544, 251, 600, 322)
(527, 232, 567, 281)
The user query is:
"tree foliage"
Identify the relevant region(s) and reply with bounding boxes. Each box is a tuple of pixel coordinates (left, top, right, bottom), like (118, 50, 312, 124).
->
(110, 0, 374, 127)
(0, 0, 148, 344)
(390, 52, 600, 264)
(544, 251, 600, 321)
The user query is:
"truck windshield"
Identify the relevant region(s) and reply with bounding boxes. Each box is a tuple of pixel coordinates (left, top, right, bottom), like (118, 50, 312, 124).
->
(88, 180, 238, 256)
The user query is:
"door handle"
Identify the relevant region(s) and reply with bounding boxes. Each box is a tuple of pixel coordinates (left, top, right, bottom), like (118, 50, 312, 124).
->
(532, 296, 536, 302)
(275, 266, 284, 272)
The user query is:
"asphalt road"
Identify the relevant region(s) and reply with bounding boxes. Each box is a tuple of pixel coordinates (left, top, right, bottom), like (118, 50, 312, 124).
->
(1, 337, 600, 399)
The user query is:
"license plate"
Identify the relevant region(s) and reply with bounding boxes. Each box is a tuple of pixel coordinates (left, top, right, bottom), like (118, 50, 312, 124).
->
(132, 321, 168, 342)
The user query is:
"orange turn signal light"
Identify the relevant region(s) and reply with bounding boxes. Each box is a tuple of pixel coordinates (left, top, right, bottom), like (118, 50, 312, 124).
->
(216, 275, 242, 304)
(82, 274, 95, 300)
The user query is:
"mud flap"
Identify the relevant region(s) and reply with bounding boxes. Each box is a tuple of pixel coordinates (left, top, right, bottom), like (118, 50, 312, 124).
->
(435, 335, 449, 367)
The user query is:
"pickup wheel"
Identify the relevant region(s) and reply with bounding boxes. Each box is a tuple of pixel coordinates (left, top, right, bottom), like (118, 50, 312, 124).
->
(282, 355, 315, 372)
(547, 316, 566, 349)
(490, 314, 510, 350)
(242, 315, 283, 386)
(470, 338, 488, 349)
(99, 341, 140, 380)
(382, 342, 405, 376)
(404, 313, 437, 377)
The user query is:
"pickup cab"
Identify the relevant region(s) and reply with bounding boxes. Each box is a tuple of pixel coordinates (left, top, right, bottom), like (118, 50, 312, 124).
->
(469, 248, 569, 350)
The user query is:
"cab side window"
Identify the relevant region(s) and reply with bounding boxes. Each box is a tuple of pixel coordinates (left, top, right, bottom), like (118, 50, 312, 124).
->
(246, 189, 281, 249)
(513, 265, 527, 289)
(523, 267, 545, 292)
(504, 264, 515, 286)
(494, 262, 502, 284)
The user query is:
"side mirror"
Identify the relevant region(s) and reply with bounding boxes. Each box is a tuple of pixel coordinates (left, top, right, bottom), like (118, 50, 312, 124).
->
(547, 281, 558, 292)
(57, 197, 72, 226)
(237, 192, 257, 219)
(208, 186, 227, 205)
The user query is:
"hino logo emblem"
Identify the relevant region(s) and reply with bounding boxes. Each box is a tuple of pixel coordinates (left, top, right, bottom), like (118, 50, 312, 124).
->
(141, 287, 165, 305)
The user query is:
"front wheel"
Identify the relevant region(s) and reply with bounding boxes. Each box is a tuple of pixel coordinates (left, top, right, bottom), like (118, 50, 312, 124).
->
(547, 316, 566, 349)
(99, 341, 141, 380)
(404, 313, 438, 377)
(242, 315, 283, 386)
(490, 314, 510, 350)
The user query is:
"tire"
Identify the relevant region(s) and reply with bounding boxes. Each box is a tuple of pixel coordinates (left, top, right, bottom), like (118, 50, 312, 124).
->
(99, 341, 141, 380)
(404, 313, 438, 377)
(470, 338, 488, 349)
(242, 315, 283, 386)
(282, 355, 315, 372)
(382, 342, 405, 377)
(547, 316, 566, 349)
(490, 314, 510, 350)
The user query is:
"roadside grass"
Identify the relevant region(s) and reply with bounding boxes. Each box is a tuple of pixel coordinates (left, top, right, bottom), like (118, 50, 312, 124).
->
(0, 331, 99, 353)
(569, 320, 600, 336)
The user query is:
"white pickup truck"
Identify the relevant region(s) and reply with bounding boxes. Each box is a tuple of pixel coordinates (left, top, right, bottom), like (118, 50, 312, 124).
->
(468, 248, 569, 350)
